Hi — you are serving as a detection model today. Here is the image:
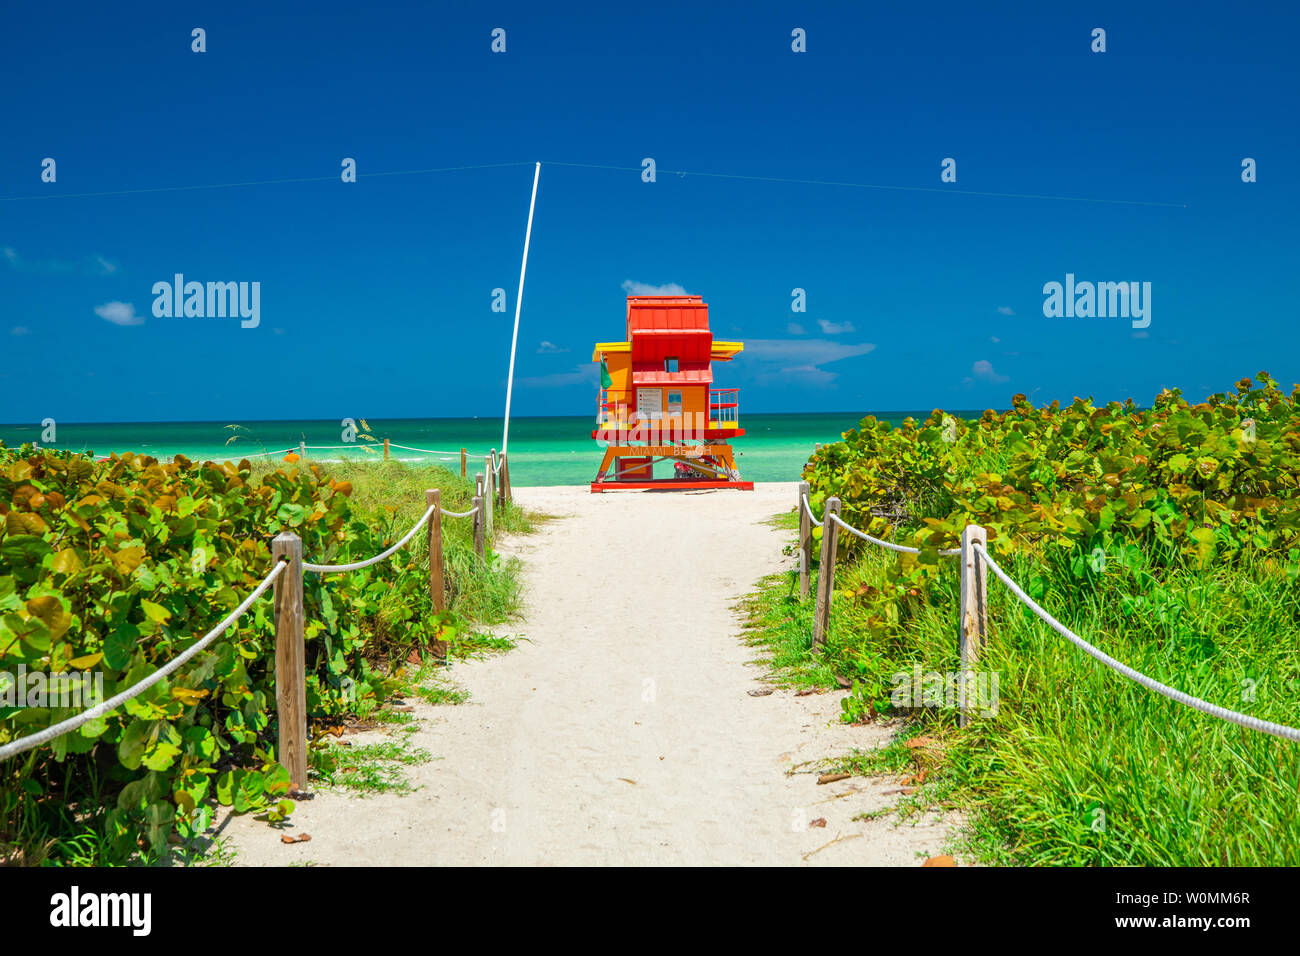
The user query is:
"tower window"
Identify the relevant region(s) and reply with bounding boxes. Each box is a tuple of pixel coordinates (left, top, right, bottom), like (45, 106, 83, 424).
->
(665, 357, 679, 373)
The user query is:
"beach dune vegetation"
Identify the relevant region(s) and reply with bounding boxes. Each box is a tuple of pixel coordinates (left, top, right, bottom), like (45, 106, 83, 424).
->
(0, 450, 524, 864)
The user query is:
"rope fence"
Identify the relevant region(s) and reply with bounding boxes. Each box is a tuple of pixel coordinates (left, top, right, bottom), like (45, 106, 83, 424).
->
(0, 559, 289, 763)
(831, 512, 961, 557)
(233, 440, 483, 473)
(0, 452, 517, 783)
(303, 504, 438, 574)
(794, 480, 1300, 740)
(974, 542, 1300, 742)
(233, 441, 494, 490)
(389, 443, 461, 457)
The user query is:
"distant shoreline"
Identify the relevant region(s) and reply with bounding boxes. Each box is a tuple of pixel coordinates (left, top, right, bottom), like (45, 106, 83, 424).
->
(0, 409, 999, 430)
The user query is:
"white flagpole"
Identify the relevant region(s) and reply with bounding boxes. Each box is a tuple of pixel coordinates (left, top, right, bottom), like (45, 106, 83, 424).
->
(502, 162, 541, 457)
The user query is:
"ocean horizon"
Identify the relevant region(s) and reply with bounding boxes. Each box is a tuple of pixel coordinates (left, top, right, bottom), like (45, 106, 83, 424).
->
(0, 411, 987, 486)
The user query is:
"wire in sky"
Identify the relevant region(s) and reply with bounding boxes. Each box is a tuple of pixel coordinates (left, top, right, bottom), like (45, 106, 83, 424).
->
(0, 158, 1187, 208)
(542, 161, 1188, 208)
(0, 162, 534, 202)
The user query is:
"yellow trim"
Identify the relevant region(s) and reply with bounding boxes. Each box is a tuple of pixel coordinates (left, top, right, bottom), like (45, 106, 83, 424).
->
(591, 340, 744, 361)
(591, 341, 631, 362)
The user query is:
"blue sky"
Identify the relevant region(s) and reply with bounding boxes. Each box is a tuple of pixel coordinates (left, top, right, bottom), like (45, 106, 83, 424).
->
(2, 1, 1297, 423)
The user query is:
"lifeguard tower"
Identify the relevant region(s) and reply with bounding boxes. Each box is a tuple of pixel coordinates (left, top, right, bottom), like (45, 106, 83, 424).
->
(590, 294, 754, 492)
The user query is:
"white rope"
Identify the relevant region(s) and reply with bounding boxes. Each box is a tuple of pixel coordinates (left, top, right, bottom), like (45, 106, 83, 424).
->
(829, 512, 961, 556)
(303, 504, 437, 573)
(223, 447, 296, 458)
(388, 443, 465, 456)
(974, 542, 1300, 742)
(440, 505, 479, 519)
(801, 493, 823, 528)
(296, 443, 457, 461)
(802, 493, 958, 556)
(0, 560, 288, 762)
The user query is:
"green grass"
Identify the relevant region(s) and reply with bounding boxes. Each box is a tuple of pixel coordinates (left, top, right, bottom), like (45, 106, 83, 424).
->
(254, 458, 534, 636)
(744, 508, 1300, 866)
(413, 684, 470, 706)
(402, 660, 472, 706)
(311, 730, 435, 797)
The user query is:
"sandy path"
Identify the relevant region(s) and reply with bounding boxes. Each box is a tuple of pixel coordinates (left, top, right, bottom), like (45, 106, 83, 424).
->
(222, 482, 953, 866)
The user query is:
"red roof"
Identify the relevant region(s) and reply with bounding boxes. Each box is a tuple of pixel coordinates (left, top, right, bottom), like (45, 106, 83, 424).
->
(626, 296, 713, 363)
(625, 296, 710, 335)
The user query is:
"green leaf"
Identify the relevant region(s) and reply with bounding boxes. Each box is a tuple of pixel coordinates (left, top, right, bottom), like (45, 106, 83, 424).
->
(118, 718, 150, 770)
(140, 599, 171, 623)
(104, 618, 140, 670)
(1, 536, 52, 584)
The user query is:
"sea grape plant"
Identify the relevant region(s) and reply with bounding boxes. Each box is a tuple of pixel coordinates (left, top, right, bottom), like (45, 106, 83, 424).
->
(0, 448, 448, 859)
(802, 373, 1300, 697)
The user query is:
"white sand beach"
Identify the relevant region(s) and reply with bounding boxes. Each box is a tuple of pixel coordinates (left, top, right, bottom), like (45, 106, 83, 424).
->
(221, 482, 955, 866)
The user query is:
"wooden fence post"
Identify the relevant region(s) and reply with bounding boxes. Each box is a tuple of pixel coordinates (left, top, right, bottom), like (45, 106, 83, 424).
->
(271, 532, 307, 792)
(497, 453, 509, 507)
(461, 448, 467, 478)
(383, 438, 390, 461)
(472, 494, 486, 558)
(426, 489, 445, 613)
(959, 524, 989, 726)
(484, 454, 494, 539)
(298, 441, 307, 461)
(812, 497, 841, 651)
(797, 481, 811, 602)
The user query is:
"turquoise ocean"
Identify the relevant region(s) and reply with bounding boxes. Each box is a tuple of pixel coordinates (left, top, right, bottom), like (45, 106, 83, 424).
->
(0, 412, 972, 486)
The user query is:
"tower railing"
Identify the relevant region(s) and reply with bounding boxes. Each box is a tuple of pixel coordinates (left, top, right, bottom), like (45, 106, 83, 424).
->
(597, 387, 740, 432)
(709, 388, 740, 428)
(597, 388, 633, 428)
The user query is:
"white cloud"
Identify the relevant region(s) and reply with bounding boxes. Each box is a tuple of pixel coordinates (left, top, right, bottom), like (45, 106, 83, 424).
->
(997, 306, 1015, 316)
(990, 336, 1000, 344)
(621, 279, 688, 296)
(94, 301, 143, 326)
(4, 246, 119, 276)
(786, 322, 806, 335)
(10, 326, 31, 336)
(816, 318, 856, 334)
(743, 338, 876, 389)
(743, 339, 876, 366)
(520, 364, 599, 388)
(537, 340, 569, 354)
(780, 364, 839, 386)
(966, 359, 1008, 385)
